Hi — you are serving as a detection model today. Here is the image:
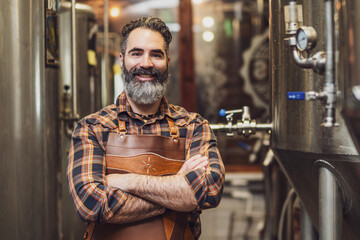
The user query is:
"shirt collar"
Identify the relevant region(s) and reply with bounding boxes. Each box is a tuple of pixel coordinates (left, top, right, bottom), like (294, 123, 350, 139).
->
(116, 91, 174, 121)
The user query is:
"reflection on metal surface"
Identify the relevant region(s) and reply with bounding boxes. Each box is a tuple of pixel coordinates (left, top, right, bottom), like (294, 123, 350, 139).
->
(59, 2, 100, 239)
(0, 0, 60, 238)
(271, 0, 360, 238)
(340, 0, 360, 153)
(284, 0, 338, 127)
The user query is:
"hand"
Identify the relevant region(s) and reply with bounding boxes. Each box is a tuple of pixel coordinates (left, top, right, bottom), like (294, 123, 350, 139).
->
(178, 154, 209, 174)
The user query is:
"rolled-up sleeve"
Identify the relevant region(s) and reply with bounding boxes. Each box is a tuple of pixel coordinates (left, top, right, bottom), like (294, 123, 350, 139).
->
(67, 122, 127, 223)
(184, 119, 225, 210)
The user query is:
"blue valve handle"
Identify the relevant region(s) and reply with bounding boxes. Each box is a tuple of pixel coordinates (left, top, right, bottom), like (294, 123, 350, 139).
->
(287, 92, 305, 100)
(219, 109, 227, 117)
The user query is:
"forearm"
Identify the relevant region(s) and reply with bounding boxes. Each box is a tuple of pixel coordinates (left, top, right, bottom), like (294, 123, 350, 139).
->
(107, 174, 198, 212)
(107, 194, 165, 224)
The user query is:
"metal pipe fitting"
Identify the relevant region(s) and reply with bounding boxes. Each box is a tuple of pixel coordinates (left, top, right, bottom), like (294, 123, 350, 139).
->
(284, 1, 303, 35)
(284, 0, 337, 127)
(71, 0, 78, 118)
(291, 46, 326, 74)
(319, 167, 343, 240)
(322, 0, 337, 127)
(210, 106, 272, 137)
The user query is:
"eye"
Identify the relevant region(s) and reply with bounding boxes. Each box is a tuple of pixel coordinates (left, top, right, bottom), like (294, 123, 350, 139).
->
(131, 52, 142, 56)
(152, 53, 162, 58)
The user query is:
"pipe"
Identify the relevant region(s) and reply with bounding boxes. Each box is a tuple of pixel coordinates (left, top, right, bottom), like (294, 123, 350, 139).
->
(322, 0, 336, 126)
(291, 46, 326, 73)
(252, 123, 273, 130)
(104, 0, 109, 83)
(319, 167, 343, 240)
(292, 46, 313, 68)
(278, 188, 296, 240)
(209, 123, 232, 131)
(71, 0, 78, 118)
(102, 0, 109, 107)
(300, 204, 317, 240)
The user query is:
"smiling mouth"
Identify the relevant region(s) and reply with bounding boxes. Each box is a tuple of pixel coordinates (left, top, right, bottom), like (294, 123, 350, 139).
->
(136, 74, 155, 81)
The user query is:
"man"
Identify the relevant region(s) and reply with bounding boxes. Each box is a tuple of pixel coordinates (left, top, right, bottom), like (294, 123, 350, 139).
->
(67, 17, 225, 240)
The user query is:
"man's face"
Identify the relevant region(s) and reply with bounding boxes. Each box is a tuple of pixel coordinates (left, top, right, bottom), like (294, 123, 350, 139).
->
(120, 28, 170, 105)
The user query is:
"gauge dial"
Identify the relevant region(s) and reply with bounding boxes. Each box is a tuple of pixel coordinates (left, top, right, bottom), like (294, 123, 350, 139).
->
(296, 26, 317, 51)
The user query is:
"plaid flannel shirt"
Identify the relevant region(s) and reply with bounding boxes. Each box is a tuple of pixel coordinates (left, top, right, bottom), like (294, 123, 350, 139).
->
(67, 92, 225, 239)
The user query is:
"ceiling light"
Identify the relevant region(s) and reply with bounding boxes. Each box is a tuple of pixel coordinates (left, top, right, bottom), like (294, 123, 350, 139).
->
(110, 7, 120, 17)
(202, 31, 214, 42)
(202, 16, 214, 28)
(192, 0, 203, 4)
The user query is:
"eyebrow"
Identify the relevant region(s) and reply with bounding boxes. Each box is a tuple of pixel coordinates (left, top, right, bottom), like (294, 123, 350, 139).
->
(151, 49, 165, 56)
(127, 48, 165, 57)
(128, 48, 143, 54)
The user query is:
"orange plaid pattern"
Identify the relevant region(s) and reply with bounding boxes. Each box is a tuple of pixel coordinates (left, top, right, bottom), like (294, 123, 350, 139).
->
(67, 92, 225, 239)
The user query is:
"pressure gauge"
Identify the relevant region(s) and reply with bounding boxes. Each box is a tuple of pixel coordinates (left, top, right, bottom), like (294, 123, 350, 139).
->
(296, 26, 317, 51)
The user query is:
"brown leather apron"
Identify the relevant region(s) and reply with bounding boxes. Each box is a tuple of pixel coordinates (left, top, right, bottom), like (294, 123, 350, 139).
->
(84, 117, 195, 240)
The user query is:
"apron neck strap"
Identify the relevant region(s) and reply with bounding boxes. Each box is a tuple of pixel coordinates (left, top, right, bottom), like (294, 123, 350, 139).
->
(166, 116, 179, 140)
(116, 120, 127, 136)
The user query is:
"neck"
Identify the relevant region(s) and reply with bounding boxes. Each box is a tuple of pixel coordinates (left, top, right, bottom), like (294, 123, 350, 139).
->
(127, 96, 162, 116)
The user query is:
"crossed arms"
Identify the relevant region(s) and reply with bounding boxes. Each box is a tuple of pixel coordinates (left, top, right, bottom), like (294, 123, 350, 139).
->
(67, 120, 224, 224)
(106, 154, 209, 224)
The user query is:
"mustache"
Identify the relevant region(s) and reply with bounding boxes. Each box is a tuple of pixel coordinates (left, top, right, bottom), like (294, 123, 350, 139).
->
(130, 67, 161, 78)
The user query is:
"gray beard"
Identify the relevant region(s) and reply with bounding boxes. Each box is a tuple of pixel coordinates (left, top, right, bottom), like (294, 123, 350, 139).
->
(122, 67, 169, 105)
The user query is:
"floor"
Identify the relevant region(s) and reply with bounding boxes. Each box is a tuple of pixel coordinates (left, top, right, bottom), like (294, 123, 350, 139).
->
(200, 172, 265, 240)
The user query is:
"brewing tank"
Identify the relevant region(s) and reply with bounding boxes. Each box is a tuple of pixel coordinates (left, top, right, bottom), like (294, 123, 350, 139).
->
(270, 0, 360, 239)
(0, 0, 60, 239)
(339, 1, 360, 153)
(58, 3, 100, 239)
(59, 2, 101, 117)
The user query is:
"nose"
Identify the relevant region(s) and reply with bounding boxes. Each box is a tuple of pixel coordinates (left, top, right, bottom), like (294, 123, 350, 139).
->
(140, 54, 153, 68)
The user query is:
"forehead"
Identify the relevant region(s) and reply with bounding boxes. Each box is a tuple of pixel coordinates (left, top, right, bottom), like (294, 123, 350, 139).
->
(126, 28, 166, 52)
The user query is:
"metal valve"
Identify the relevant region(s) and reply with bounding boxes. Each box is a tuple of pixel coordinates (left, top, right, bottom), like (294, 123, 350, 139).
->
(60, 85, 80, 138)
(287, 91, 339, 127)
(210, 106, 272, 137)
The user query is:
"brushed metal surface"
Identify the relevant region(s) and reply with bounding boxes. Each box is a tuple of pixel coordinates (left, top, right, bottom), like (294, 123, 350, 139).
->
(59, 3, 99, 240)
(59, 3, 101, 118)
(271, 0, 357, 155)
(0, 0, 60, 239)
(274, 150, 360, 240)
(270, 0, 360, 238)
(339, 0, 360, 153)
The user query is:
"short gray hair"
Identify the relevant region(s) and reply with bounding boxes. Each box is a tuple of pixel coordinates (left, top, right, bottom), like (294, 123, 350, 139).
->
(121, 17, 172, 59)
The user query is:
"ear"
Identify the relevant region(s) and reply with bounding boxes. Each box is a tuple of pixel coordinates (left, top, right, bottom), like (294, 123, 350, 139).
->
(119, 53, 124, 67)
(167, 56, 170, 66)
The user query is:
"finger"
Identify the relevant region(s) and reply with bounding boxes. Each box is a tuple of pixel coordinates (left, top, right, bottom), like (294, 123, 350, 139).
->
(187, 154, 203, 162)
(188, 158, 208, 169)
(194, 160, 209, 170)
(178, 155, 208, 174)
(187, 156, 208, 167)
(182, 157, 208, 172)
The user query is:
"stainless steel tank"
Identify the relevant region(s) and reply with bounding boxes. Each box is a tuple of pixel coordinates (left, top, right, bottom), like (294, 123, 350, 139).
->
(0, 0, 60, 239)
(339, 1, 360, 153)
(59, 3, 100, 240)
(270, 0, 360, 239)
(59, 2, 101, 117)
